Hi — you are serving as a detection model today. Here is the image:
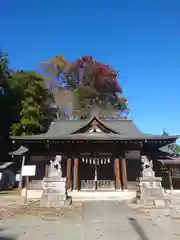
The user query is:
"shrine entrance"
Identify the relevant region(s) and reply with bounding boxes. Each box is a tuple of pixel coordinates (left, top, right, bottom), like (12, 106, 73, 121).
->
(79, 157, 115, 191)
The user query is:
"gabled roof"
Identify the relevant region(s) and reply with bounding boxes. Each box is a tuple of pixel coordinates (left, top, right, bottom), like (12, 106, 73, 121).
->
(159, 144, 176, 155)
(11, 116, 179, 142)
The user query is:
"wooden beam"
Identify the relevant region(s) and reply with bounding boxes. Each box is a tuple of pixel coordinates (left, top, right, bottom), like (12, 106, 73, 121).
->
(114, 158, 121, 190)
(73, 158, 79, 190)
(66, 158, 71, 190)
(122, 158, 128, 189)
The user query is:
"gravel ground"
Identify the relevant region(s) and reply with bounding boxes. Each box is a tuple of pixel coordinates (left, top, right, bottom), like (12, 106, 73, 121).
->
(0, 196, 180, 239)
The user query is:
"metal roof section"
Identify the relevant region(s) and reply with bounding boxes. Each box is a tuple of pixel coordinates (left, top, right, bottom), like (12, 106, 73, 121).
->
(159, 144, 176, 155)
(158, 158, 180, 164)
(0, 162, 14, 169)
(9, 146, 28, 155)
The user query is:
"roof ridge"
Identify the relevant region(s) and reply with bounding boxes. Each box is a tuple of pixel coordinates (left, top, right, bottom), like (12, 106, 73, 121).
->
(103, 119, 132, 122)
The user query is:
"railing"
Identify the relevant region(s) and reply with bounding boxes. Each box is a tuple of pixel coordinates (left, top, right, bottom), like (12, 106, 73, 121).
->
(81, 180, 95, 190)
(81, 180, 114, 190)
(97, 180, 115, 190)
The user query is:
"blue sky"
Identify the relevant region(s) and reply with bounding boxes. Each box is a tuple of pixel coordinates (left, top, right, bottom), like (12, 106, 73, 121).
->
(1, 0, 180, 139)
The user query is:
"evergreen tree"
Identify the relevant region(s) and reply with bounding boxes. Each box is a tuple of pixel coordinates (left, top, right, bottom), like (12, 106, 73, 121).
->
(10, 71, 56, 136)
(0, 50, 13, 159)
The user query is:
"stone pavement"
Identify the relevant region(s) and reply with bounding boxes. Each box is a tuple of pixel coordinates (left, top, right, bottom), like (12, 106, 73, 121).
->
(0, 199, 180, 239)
(81, 201, 180, 240)
(82, 201, 140, 240)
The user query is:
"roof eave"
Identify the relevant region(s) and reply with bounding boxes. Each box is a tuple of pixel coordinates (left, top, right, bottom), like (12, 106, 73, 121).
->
(10, 135, 179, 141)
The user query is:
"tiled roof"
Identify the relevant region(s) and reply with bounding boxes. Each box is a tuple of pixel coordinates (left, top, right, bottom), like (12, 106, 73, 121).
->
(11, 116, 179, 141)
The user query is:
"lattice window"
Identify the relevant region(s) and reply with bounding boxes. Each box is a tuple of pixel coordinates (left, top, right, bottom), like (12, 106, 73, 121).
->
(171, 165, 180, 178)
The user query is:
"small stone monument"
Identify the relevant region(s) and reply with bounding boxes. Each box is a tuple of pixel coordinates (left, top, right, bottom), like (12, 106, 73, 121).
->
(40, 155, 71, 207)
(134, 155, 169, 207)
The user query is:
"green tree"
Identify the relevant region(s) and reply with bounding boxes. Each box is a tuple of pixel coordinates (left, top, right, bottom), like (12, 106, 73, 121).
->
(175, 145, 180, 154)
(0, 51, 13, 136)
(10, 71, 56, 136)
(40, 55, 129, 119)
(0, 50, 13, 159)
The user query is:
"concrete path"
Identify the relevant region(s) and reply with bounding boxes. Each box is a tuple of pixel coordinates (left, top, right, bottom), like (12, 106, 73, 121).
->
(0, 200, 180, 239)
(82, 201, 141, 240)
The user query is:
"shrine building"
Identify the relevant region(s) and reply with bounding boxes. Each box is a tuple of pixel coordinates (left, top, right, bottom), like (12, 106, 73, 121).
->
(11, 116, 179, 192)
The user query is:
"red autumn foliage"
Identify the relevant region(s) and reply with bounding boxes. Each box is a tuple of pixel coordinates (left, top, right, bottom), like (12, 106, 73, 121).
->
(69, 56, 122, 94)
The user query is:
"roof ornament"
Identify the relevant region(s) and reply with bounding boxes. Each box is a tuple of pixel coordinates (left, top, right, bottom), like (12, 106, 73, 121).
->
(92, 120, 98, 132)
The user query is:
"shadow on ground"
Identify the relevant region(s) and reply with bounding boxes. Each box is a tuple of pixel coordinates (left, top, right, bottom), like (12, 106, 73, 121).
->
(0, 228, 16, 240)
(0, 238, 15, 240)
(129, 217, 149, 240)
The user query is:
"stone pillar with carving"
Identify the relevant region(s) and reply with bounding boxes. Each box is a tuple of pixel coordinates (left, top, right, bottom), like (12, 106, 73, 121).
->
(41, 155, 71, 207)
(73, 158, 79, 191)
(134, 155, 168, 207)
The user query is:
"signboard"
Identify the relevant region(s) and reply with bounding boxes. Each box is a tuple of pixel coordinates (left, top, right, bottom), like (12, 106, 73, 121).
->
(22, 165, 36, 176)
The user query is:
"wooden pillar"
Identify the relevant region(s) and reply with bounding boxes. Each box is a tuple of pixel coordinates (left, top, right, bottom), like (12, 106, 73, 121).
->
(122, 158, 128, 189)
(66, 158, 71, 190)
(73, 158, 79, 190)
(114, 158, 121, 190)
(45, 164, 49, 177)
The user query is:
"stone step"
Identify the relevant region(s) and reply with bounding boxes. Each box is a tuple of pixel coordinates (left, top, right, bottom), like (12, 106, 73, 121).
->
(28, 180, 44, 189)
(21, 189, 43, 198)
(40, 195, 72, 207)
(21, 189, 136, 201)
(69, 191, 136, 201)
